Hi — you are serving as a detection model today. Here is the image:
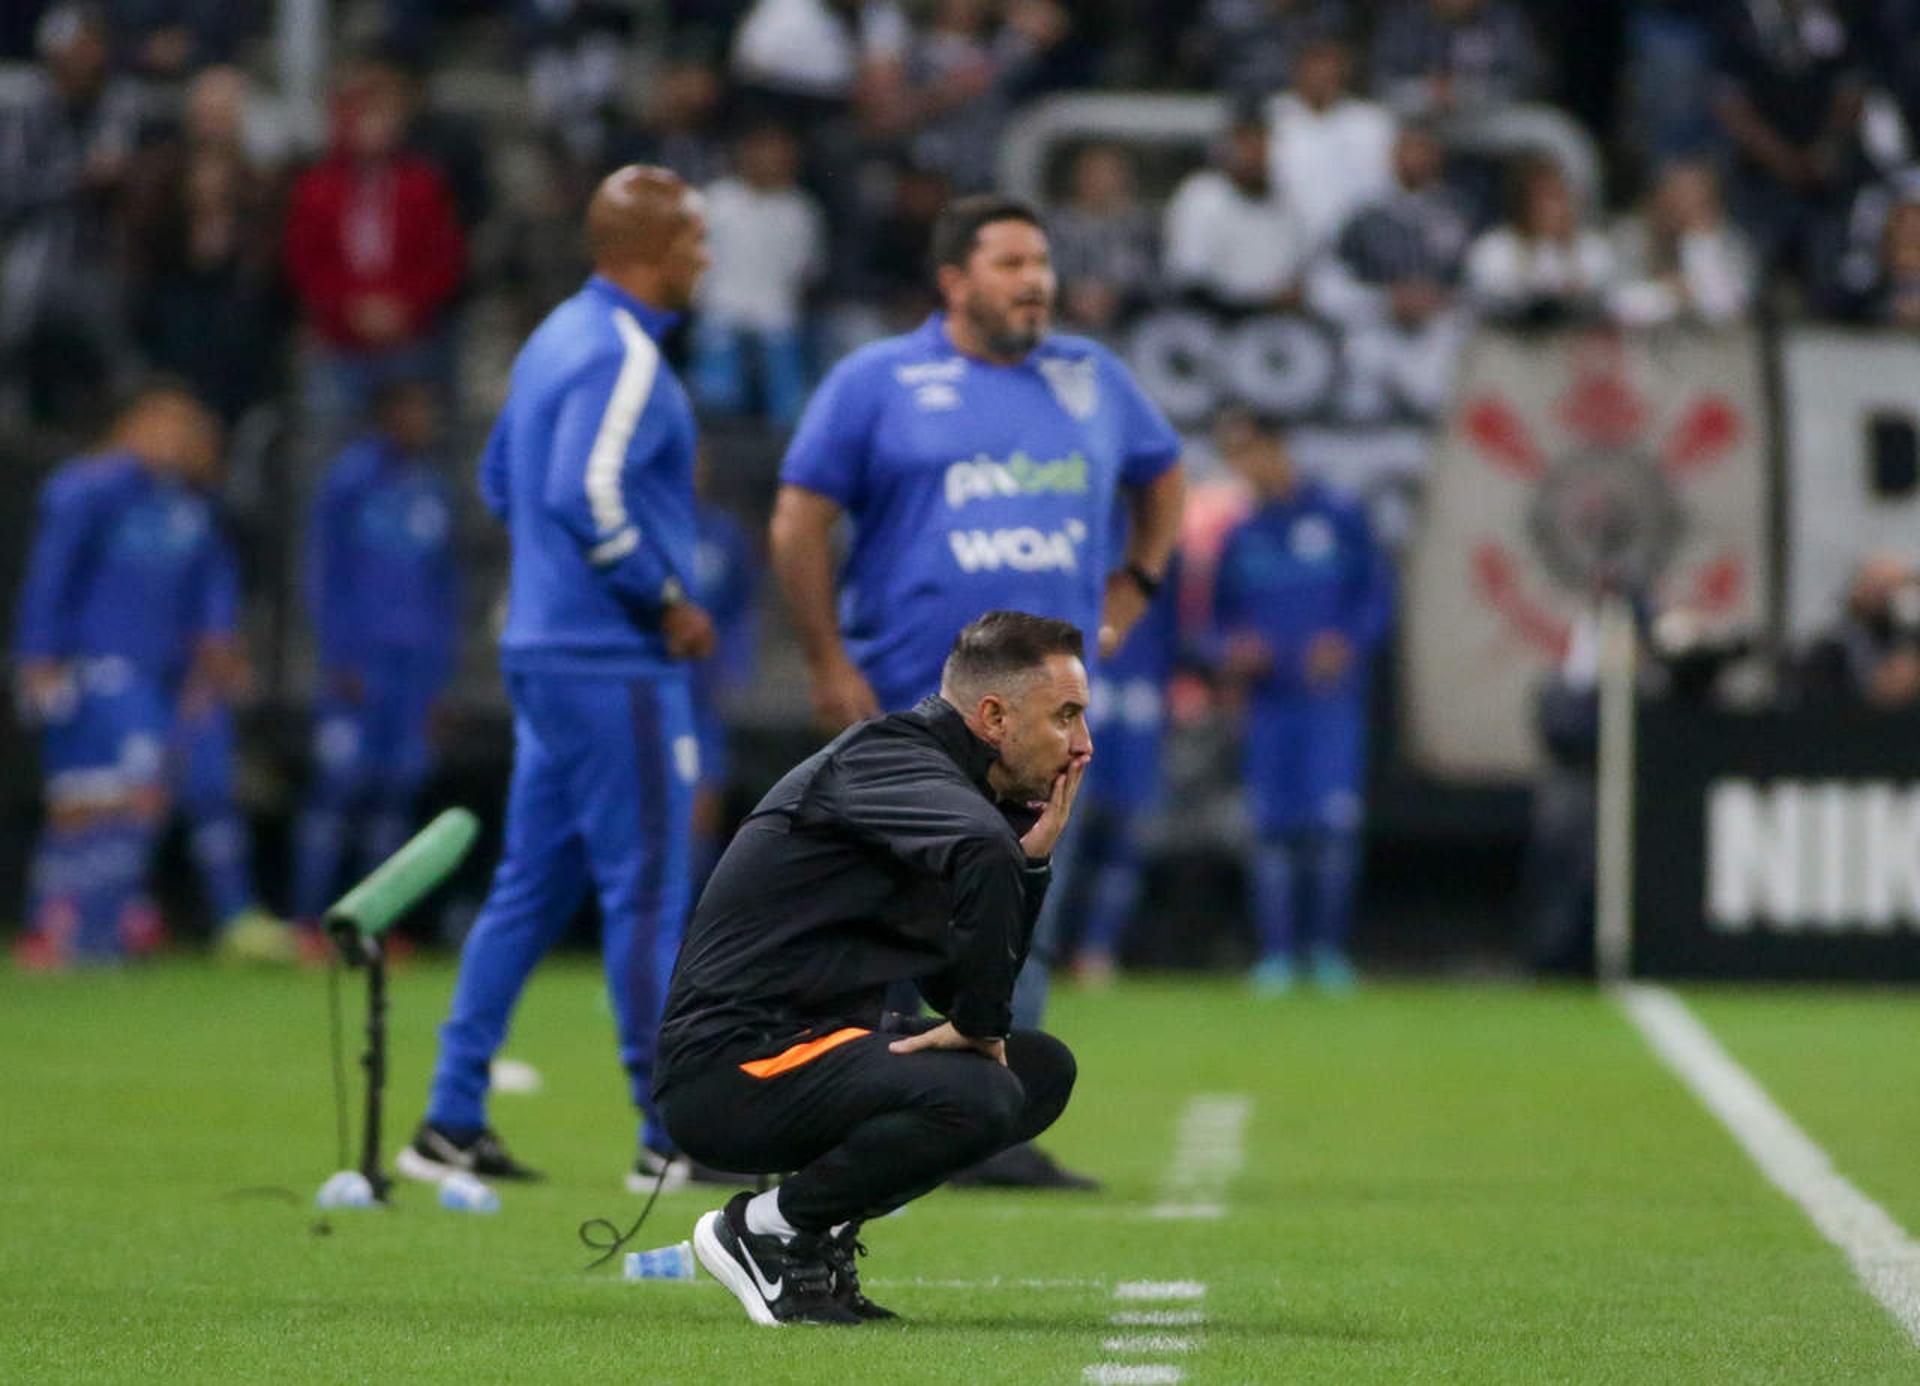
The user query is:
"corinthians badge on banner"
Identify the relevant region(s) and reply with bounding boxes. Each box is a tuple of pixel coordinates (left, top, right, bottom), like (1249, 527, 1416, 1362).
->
(1459, 336, 1751, 658)
(1403, 329, 1769, 779)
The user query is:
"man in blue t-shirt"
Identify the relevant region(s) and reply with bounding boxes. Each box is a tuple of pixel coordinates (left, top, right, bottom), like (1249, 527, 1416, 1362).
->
(1214, 412, 1393, 995)
(769, 195, 1186, 1187)
(11, 382, 240, 967)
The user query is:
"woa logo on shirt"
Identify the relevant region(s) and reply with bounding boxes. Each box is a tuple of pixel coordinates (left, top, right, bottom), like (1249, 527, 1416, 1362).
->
(949, 518, 1090, 574)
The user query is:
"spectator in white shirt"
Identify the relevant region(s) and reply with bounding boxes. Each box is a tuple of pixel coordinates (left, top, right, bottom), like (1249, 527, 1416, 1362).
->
(692, 124, 827, 427)
(730, 0, 911, 122)
(1467, 156, 1614, 327)
(1610, 160, 1757, 327)
(1163, 113, 1308, 312)
(1267, 35, 1397, 255)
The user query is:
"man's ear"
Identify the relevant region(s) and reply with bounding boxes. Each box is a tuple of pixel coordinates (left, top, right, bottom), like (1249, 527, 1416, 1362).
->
(935, 263, 966, 307)
(976, 692, 1008, 740)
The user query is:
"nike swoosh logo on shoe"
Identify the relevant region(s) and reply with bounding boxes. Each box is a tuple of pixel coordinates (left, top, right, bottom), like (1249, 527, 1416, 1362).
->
(741, 1247, 783, 1301)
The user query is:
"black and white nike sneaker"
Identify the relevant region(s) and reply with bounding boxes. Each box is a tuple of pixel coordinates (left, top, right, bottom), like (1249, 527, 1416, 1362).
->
(692, 1192, 861, 1326)
(822, 1224, 898, 1321)
(396, 1121, 543, 1183)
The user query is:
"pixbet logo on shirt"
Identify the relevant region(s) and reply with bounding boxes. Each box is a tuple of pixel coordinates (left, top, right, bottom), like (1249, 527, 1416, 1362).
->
(943, 452, 1093, 574)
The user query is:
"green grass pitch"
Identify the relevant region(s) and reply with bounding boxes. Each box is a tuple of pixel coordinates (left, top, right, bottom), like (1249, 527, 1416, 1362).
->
(2, 960, 1916, 1383)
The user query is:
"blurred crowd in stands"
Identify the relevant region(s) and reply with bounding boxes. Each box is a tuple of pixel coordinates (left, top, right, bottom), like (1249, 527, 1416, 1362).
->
(7, 0, 1920, 446)
(6, 0, 1920, 973)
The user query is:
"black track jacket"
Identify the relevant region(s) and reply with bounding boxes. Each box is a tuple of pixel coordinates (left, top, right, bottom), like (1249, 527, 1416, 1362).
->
(653, 696, 1051, 1092)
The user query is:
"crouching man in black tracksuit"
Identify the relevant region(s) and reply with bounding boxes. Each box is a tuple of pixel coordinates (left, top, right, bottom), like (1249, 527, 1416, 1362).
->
(655, 610, 1092, 1326)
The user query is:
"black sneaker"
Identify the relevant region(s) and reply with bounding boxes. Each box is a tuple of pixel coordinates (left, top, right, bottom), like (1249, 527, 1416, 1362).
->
(692, 1192, 861, 1327)
(822, 1225, 898, 1321)
(945, 1141, 1101, 1191)
(395, 1121, 543, 1183)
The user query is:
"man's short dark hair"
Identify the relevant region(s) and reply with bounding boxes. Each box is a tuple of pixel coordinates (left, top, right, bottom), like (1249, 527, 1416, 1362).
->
(941, 610, 1084, 701)
(930, 195, 1047, 273)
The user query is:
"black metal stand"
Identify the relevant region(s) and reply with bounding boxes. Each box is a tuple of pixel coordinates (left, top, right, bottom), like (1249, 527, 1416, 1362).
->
(332, 926, 392, 1204)
(360, 938, 391, 1203)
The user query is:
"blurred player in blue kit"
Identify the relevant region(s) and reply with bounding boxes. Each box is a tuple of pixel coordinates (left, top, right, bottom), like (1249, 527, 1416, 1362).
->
(769, 194, 1185, 1186)
(11, 383, 245, 966)
(403, 166, 722, 1192)
(688, 462, 758, 900)
(292, 378, 460, 926)
(1214, 412, 1393, 994)
(1056, 537, 1181, 986)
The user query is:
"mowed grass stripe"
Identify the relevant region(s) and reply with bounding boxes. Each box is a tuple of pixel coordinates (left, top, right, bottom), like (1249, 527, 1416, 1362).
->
(1618, 983, 1920, 1347)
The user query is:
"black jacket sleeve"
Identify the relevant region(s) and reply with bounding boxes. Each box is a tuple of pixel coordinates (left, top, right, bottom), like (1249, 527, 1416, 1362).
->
(813, 735, 1030, 1039)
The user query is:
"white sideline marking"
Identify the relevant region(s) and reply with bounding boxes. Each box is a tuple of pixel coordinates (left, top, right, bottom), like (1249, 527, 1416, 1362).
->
(1082, 1367, 1185, 1385)
(1114, 1281, 1207, 1301)
(1110, 1309, 1205, 1327)
(1619, 984, 1920, 1347)
(1151, 1095, 1252, 1221)
(1100, 1335, 1199, 1353)
(1082, 1103, 1236, 1379)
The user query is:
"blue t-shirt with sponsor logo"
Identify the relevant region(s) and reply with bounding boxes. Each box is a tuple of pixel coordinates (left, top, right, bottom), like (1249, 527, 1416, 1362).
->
(780, 314, 1182, 709)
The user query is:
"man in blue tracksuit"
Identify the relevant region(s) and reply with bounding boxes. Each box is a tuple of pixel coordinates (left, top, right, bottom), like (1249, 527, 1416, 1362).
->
(769, 195, 1185, 1186)
(1055, 545, 1180, 983)
(688, 480, 757, 901)
(403, 166, 718, 1190)
(292, 379, 460, 926)
(11, 382, 234, 967)
(1214, 412, 1393, 994)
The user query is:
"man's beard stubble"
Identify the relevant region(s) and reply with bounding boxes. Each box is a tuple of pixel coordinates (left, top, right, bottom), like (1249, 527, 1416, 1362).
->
(965, 291, 1048, 360)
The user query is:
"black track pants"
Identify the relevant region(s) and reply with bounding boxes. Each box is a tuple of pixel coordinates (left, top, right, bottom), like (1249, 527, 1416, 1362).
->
(658, 1026, 1076, 1232)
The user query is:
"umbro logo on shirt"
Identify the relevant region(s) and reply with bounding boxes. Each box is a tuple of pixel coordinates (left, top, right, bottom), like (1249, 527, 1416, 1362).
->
(895, 361, 966, 413)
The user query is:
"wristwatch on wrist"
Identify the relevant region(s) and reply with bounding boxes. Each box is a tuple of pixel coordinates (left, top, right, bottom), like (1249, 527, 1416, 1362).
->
(1122, 562, 1163, 599)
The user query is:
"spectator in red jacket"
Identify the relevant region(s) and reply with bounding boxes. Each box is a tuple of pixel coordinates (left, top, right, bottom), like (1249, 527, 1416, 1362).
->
(285, 60, 465, 446)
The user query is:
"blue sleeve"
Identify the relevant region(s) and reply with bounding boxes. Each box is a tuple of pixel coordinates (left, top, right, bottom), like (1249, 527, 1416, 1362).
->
(1106, 351, 1182, 488)
(307, 463, 361, 671)
(477, 415, 509, 522)
(12, 473, 99, 661)
(779, 352, 881, 508)
(1342, 505, 1395, 653)
(199, 528, 240, 641)
(542, 354, 690, 616)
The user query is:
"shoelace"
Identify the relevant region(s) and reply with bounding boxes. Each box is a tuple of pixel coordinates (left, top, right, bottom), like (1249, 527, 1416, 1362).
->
(822, 1232, 868, 1297)
(781, 1246, 835, 1299)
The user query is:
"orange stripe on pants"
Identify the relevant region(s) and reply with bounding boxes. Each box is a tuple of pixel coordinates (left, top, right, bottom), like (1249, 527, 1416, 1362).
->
(738, 1027, 871, 1079)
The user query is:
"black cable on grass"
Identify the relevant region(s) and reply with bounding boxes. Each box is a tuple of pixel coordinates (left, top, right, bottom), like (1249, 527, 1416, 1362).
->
(578, 1157, 672, 1271)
